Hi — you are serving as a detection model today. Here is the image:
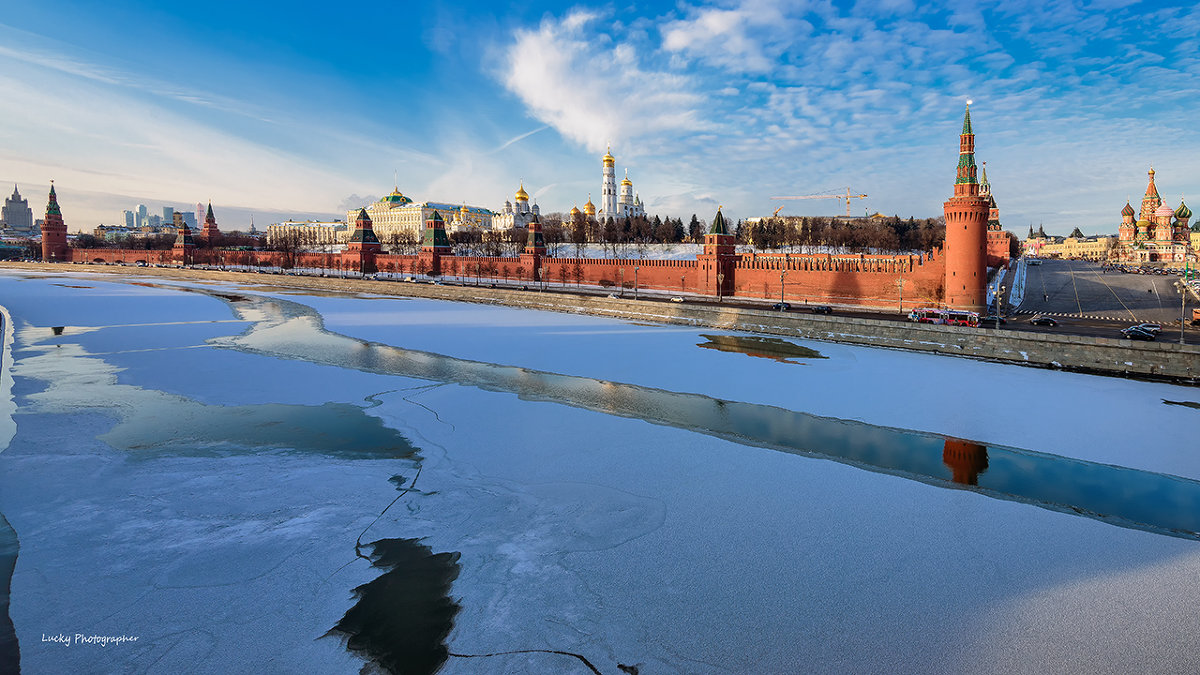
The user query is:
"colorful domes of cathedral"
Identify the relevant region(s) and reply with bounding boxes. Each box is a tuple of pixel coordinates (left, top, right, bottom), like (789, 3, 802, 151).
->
(1122, 202, 1135, 217)
(1174, 200, 1191, 220)
(1155, 203, 1175, 219)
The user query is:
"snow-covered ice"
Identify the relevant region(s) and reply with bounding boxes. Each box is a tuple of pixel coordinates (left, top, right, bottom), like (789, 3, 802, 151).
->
(0, 268, 1198, 674)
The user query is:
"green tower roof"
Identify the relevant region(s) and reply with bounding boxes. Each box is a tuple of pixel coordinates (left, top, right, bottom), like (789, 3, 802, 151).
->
(708, 207, 728, 235)
(1176, 200, 1192, 220)
(962, 104, 973, 135)
(45, 183, 61, 217)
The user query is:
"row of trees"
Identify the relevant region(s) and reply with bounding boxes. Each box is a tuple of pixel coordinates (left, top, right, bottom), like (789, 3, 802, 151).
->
(72, 232, 262, 250)
(740, 216, 948, 254)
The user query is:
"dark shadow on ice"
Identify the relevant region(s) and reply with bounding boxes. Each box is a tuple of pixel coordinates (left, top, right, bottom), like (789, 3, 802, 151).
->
(696, 333, 826, 362)
(1163, 399, 1200, 411)
(0, 512, 19, 674)
(211, 292, 1200, 543)
(328, 538, 461, 675)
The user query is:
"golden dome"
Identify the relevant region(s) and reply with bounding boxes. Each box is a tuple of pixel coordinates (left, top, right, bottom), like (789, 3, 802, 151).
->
(620, 169, 632, 186)
(583, 196, 596, 216)
(602, 146, 615, 166)
(569, 204, 581, 216)
(515, 182, 529, 201)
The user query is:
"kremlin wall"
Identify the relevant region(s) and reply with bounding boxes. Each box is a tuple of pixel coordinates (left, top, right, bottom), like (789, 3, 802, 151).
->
(40, 108, 994, 313)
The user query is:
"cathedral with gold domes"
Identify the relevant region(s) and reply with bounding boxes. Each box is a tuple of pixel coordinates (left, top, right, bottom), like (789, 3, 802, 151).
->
(1114, 169, 1194, 263)
(493, 182, 541, 231)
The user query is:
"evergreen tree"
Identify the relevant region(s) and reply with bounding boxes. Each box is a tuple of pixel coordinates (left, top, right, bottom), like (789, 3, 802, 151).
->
(688, 214, 703, 243)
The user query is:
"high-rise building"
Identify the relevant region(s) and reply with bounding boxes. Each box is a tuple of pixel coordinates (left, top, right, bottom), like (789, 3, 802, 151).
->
(136, 204, 148, 229)
(2, 185, 35, 235)
(123, 210, 135, 228)
(163, 206, 174, 222)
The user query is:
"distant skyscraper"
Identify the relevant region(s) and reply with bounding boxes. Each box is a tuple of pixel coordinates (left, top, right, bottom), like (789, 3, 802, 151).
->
(136, 204, 148, 229)
(196, 203, 204, 228)
(181, 212, 197, 228)
(123, 210, 134, 228)
(163, 206, 174, 222)
(2, 185, 34, 234)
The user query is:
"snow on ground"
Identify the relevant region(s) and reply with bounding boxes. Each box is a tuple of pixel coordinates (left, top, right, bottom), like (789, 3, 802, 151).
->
(1, 269, 1198, 674)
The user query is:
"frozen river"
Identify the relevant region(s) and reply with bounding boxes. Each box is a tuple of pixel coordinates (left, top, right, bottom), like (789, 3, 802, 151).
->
(1, 269, 1199, 674)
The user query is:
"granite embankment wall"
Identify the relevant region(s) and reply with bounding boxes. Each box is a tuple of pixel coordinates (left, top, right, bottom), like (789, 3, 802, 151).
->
(8, 263, 1197, 382)
(425, 287, 1198, 382)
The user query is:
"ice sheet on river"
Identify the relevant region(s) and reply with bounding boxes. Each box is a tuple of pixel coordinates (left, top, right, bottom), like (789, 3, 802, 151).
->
(0, 271, 1198, 674)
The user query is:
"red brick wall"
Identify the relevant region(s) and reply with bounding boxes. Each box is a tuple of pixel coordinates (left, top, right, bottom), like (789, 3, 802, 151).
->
(64, 245, 949, 309)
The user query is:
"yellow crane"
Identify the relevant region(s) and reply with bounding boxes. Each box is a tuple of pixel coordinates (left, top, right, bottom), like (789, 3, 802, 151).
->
(772, 205, 785, 217)
(771, 188, 868, 217)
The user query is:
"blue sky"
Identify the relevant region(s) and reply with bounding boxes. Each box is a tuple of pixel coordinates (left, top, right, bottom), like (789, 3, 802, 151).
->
(1, 0, 1198, 235)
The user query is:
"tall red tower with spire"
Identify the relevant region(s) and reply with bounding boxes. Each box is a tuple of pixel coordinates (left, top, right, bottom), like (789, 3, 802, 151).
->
(40, 182, 69, 261)
(201, 202, 221, 241)
(942, 105, 989, 312)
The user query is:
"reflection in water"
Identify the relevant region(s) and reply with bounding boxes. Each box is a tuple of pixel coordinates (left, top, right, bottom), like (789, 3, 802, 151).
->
(213, 293, 1200, 542)
(329, 538, 462, 675)
(697, 334, 826, 362)
(0, 513, 18, 674)
(943, 439, 989, 486)
(100, 401, 418, 460)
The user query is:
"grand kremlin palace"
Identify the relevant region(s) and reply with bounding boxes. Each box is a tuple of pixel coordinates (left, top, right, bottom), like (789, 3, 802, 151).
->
(347, 190, 494, 242)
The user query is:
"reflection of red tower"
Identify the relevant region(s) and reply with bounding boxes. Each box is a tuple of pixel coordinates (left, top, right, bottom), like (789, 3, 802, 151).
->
(943, 105, 989, 312)
(40, 182, 69, 261)
(942, 438, 989, 485)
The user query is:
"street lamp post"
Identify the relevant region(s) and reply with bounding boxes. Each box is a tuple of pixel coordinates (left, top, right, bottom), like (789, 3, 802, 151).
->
(619, 267, 624, 298)
(634, 266, 640, 300)
(780, 269, 788, 307)
(717, 271, 725, 303)
(1177, 280, 1188, 344)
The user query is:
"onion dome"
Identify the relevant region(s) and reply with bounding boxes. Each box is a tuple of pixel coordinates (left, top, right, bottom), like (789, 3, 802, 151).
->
(569, 205, 581, 216)
(621, 169, 632, 187)
(515, 183, 529, 201)
(602, 147, 615, 166)
(380, 189, 412, 207)
(1174, 200, 1191, 220)
(583, 195, 596, 216)
(1155, 203, 1175, 218)
(1121, 202, 1135, 218)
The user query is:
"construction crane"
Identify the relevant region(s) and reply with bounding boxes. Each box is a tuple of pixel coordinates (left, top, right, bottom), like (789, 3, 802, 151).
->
(771, 188, 868, 217)
(772, 205, 785, 217)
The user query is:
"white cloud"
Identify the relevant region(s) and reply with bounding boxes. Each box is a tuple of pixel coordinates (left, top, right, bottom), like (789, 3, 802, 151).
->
(502, 10, 707, 153)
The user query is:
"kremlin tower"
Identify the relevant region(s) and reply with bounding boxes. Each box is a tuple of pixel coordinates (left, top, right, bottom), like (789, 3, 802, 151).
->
(201, 202, 221, 241)
(40, 182, 69, 261)
(942, 105, 989, 312)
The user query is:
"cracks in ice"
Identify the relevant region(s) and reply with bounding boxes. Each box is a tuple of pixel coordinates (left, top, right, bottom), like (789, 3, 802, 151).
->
(446, 647, 605, 674)
(354, 467, 423, 561)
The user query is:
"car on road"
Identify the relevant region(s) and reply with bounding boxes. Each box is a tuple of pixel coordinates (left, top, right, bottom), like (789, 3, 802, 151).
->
(1120, 327, 1156, 341)
(1130, 322, 1161, 334)
(772, 302, 791, 311)
(669, 296, 684, 303)
(1028, 259, 1042, 265)
(1029, 315, 1058, 326)
(983, 314, 1007, 324)
(809, 305, 834, 314)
